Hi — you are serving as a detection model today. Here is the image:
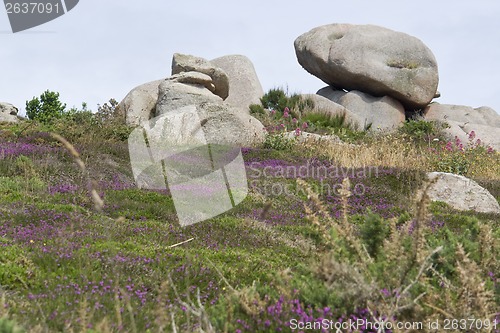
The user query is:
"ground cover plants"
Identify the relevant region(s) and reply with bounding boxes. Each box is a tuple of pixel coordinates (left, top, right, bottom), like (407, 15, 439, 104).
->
(0, 90, 499, 332)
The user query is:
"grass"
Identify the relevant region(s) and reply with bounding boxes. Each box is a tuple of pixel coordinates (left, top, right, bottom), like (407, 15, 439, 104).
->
(0, 104, 499, 332)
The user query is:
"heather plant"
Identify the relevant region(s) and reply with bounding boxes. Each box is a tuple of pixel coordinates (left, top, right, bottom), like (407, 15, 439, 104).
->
(0, 102, 499, 332)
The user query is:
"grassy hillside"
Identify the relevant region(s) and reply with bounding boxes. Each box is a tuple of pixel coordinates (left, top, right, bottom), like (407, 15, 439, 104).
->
(0, 102, 499, 332)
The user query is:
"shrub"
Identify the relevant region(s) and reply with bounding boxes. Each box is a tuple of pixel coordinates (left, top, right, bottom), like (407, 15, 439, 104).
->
(302, 112, 347, 129)
(45, 100, 134, 143)
(429, 133, 498, 176)
(0, 317, 25, 333)
(260, 88, 290, 113)
(400, 119, 434, 137)
(249, 104, 265, 115)
(357, 211, 389, 259)
(25, 90, 66, 124)
(259, 88, 312, 116)
(263, 132, 296, 150)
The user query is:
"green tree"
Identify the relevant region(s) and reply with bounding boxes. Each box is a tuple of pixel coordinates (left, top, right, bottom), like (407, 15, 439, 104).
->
(25, 90, 66, 123)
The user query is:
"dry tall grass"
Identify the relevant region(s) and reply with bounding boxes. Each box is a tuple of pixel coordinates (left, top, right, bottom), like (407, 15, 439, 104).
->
(300, 133, 500, 181)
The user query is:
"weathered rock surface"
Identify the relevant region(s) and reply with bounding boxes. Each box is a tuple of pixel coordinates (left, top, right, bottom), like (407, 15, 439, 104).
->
(117, 80, 162, 126)
(198, 103, 266, 146)
(426, 172, 500, 214)
(155, 77, 223, 116)
(424, 103, 500, 127)
(172, 53, 229, 100)
(317, 87, 406, 131)
(211, 55, 264, 110)
(424, 104, 500, 150)
(171, 71, 216, 93)
(152, 103, 265, 147)
(0, 102, 19, 123)
(295, 24, 439, 108)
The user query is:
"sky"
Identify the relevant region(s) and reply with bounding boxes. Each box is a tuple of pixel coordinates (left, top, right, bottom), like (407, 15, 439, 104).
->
(1, 0, 499, 116)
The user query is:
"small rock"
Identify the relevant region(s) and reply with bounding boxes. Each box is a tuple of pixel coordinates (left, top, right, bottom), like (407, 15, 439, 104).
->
(426, 172, 500, 214)
(0, 102, 19, 123)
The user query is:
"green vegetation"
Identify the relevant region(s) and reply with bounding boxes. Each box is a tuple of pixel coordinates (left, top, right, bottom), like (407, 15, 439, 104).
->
(25, 90, 67, 124)
(0, 89, 498, 332)
(251, 88, 369, 143)
(399, 118, 444, 142)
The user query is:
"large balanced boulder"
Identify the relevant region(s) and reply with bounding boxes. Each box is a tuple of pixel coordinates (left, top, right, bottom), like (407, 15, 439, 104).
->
(318, 87, 406, 131)
(172, 53, 229, 100)
(117, 80, 163, 126)
(0, 102, 19, 123)
(424, 103, 500, 150)
(211, 55, 264, 111)
(427, 172, 500, 214)
(295, 24, 439, 109)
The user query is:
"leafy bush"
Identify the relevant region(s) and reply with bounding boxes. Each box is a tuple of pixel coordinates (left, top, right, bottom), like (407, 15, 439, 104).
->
(260, 88, 290, 113)
(0, 244, 36, 289)
(263, 132, 296, 150)
(43, 99, 134, 143)
(302, 112, 367, 141)
(249, 104, 265, 115)
(0, 318, 24, 333)
(25, 90, 66, 124)
(259, 88, 312, 116)
(429, 132, 496, 176)
(399, 119, 444, 142)
(435, 150, 470, 175)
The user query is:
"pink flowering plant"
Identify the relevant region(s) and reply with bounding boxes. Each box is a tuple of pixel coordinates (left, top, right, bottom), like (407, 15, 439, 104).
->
(430, 131, 496, 176)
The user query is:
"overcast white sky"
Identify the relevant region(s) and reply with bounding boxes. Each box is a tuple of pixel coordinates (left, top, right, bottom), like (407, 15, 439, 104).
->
(1, 0, 499, 116)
